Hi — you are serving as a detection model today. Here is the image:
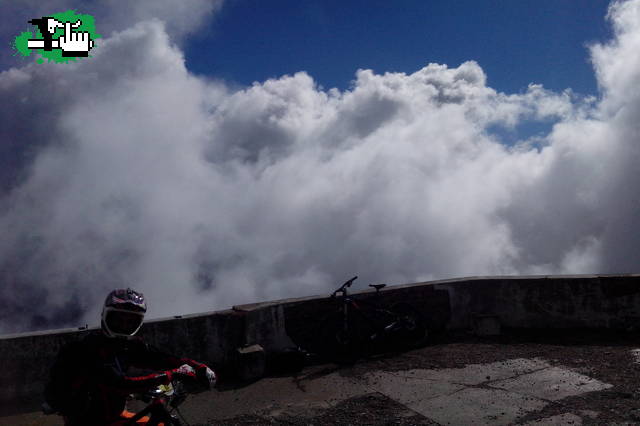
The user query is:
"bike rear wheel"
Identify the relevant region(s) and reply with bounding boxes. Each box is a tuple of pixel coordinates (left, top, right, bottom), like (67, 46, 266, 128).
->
(388, 302, 429, 350)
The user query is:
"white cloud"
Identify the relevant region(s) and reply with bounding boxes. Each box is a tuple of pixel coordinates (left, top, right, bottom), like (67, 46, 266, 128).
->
(1, 1, 640, 333)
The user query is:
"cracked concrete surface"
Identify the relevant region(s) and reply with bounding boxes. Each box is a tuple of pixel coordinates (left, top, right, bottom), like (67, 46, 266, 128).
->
(4, 357, 614, 425)
(491, 365, 612, 401)
(362, 358, 611, 425)
(190, 357, 611, 425)
(521, 412, 583, 425)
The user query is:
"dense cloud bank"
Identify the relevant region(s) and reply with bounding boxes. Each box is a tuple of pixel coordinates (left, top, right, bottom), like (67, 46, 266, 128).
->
(1, 1, 640, 333)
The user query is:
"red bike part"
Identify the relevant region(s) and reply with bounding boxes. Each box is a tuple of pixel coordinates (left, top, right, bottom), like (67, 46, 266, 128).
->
(105, 409, 158, 425)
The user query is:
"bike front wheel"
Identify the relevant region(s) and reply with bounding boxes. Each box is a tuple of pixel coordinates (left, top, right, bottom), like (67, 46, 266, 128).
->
(317, 313, 364, 365)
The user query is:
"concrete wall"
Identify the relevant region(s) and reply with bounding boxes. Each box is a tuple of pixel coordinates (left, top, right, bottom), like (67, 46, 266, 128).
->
(1, 274, 639, 411)
(431, 274, 640, 330)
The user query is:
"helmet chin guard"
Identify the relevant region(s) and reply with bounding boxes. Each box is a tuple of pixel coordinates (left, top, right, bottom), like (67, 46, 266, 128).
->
(101, 307, 145, 338)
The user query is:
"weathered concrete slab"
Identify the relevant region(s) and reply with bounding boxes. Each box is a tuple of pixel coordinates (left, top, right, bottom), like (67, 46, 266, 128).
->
(577, 409, 599, 419)
(414, 387, 548, 425)
(366, 358, 549, 388)
(363, 360, 550, 425)
(362, 358, 612, 425)
(491, 366, 613, 401)
(521, 412, 583, 425)
(199, 365, 370, 419)
(364, 370, 466, 404)
(361, 358, 549, 409)
(430, 358, 548, 386)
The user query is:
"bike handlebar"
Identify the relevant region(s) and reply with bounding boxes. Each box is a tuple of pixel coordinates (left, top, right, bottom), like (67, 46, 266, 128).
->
(331, 276, 358, 298)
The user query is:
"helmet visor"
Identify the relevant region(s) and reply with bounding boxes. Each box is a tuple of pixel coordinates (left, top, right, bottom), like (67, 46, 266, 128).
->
(105, 310, 144, 336)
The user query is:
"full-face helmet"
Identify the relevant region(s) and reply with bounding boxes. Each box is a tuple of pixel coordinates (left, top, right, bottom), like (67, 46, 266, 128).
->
(101, 288, 147, 338)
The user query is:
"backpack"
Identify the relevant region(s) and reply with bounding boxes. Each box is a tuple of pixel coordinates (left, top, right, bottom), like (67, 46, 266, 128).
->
(43, 340, 92, 417)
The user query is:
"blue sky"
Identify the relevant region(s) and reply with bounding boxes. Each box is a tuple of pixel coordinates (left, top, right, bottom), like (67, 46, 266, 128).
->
(185, 0, 612, 95)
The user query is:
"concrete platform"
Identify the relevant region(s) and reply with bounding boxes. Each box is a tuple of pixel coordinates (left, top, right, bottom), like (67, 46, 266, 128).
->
(3, 339, 629, 426)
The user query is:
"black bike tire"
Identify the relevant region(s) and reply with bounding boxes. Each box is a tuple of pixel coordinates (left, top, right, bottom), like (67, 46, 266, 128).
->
(389, 302, 429, 349)
(317, 313, 363, 365)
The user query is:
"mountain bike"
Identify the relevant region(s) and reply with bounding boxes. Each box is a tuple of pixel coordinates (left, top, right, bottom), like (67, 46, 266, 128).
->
(318, 276, 428, 364)
(42, 378, 197, 425)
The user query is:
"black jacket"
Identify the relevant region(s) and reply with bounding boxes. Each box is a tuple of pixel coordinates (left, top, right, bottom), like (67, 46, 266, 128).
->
(44, 332, 207, 425)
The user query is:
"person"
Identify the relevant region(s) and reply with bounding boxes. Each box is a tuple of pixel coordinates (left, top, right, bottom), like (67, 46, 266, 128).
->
(43, 288, 217, 425)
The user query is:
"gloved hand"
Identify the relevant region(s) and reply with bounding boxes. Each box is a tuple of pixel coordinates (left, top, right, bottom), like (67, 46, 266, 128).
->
(197, 366, 217, 389)
(170, 364, 196, 380)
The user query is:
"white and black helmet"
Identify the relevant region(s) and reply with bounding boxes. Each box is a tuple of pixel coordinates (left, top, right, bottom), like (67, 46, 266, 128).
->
(101, 288, 147, 338)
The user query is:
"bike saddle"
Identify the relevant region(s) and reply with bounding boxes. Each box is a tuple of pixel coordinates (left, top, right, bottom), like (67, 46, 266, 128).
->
(369, 284, 386, 291)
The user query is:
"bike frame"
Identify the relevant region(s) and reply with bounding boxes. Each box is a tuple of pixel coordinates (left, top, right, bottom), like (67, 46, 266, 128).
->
(331, 278, 403, 344)
(122, 381, 187, 426)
